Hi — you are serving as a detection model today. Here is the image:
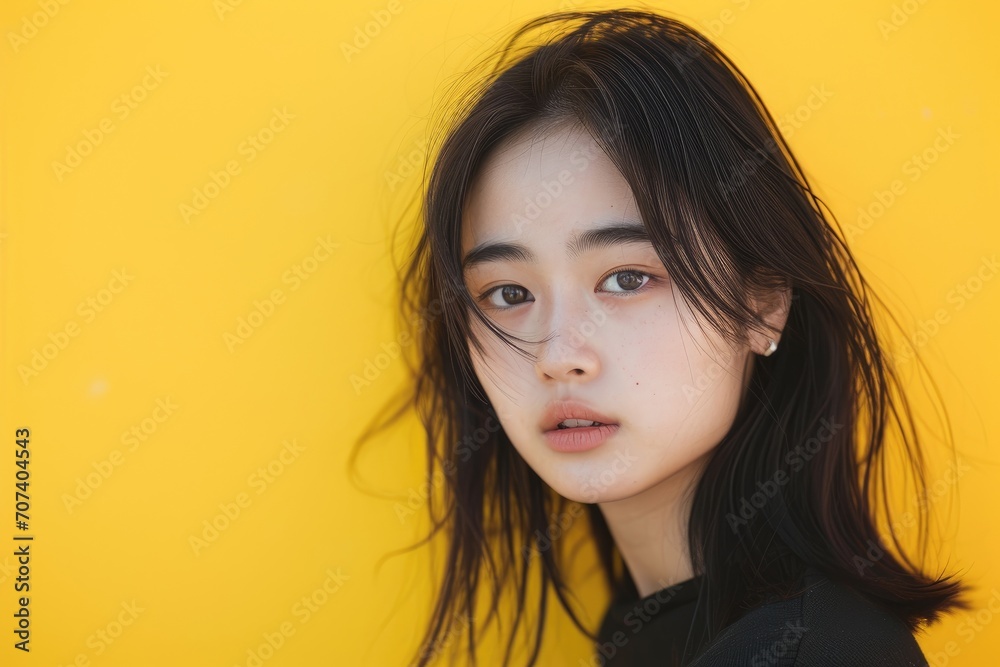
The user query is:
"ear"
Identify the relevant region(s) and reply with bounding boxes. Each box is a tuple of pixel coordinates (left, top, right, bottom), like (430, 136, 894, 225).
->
(748, 282, 792, 356)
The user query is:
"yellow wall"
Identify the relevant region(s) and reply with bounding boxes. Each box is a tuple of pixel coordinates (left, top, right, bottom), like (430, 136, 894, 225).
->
(0, 0, 996, 665)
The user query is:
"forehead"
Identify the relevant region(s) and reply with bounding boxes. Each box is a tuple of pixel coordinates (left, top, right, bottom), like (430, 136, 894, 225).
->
(461, 121, 638, 252)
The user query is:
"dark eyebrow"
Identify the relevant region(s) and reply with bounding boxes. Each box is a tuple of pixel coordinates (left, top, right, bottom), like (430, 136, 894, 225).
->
(461, 220, 652, 273)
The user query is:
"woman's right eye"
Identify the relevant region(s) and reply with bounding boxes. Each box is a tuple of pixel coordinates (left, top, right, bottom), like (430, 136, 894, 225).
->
(480, 284, 533, 310)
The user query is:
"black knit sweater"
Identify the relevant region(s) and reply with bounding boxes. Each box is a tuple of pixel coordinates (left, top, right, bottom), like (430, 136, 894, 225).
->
(594, 566, 930, 666)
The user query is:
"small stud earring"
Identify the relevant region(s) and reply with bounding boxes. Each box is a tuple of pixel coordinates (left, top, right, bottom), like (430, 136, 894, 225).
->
(762, 339, 778, 357)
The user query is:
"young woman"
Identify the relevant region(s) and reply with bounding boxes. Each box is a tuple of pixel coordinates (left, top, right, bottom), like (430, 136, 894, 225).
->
(354, 8, 970, 665)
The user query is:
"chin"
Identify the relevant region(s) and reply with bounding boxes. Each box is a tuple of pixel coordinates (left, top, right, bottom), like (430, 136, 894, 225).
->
(534, 467, 637, 504)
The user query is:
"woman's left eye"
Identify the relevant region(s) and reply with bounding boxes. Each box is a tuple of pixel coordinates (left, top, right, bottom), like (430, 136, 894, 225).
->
(598, 268, 653, 293)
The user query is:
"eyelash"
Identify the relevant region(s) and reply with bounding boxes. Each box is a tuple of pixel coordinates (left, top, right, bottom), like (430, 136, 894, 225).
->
(476, 266, 659, 311)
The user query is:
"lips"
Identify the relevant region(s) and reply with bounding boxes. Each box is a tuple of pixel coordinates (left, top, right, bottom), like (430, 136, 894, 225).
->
(540, 399, 618, 433)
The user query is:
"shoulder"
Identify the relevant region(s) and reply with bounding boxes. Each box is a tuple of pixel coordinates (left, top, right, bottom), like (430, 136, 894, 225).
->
(687, 570, 929, 666)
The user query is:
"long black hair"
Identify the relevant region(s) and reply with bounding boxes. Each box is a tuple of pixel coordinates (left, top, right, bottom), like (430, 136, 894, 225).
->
(352, 8, 970, 666)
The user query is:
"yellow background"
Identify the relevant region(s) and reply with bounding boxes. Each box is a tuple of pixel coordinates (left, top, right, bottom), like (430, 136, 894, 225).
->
(1, 0, 996, 665)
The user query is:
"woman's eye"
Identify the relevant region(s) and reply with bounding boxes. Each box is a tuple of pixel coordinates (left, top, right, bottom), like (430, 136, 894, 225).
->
(478, 268, 655, 311)
(483, 284, 533, 309)
(599, 269, 651, 293)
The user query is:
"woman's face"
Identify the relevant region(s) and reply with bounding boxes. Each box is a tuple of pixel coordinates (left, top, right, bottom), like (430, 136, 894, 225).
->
(460, 121, 754, 503)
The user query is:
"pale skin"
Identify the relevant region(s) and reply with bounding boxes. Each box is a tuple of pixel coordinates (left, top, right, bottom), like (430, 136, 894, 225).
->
(460, 120, 790, 598)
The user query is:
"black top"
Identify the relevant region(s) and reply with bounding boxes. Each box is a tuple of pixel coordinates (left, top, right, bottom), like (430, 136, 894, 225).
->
(595, 566, 930, 666)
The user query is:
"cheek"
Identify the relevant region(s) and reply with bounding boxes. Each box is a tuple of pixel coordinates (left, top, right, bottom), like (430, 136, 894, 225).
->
(466, 334, 528, 420)
(468, 332, 509, 386)
(613, 309, 745, 441)
(467, 353, 538, 462)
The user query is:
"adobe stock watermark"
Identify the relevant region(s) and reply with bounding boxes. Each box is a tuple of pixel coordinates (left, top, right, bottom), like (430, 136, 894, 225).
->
(509, 123, 623, 239)
(698, 0, 752, 40)
(350, 284, 463, 395)
(682, 346, 740, 405)
(893, 255, 997, 366)
(774, 85, 834, 141)
(582, 576, 693, 667)
(718, 84, 834, 199)
(231, 566, 350, 667)
(214, 0, 247, 20)
(543, 297, 621, 358)
(188, 438, 306, 556)
(179, 107, 295, 224)
(393, 408, 506, 523)
(570, 0, 750, 49)
(522, 502, 588, 562)
(223, 235, 339, 353)
(580, 447, 639, 502)
(61, 397, 179, 514)
(509, 166, 576, 238)
(877, 0, 930, 40)
(384, 136, 428, 192)
(749, 620, 809, 666)
(0, 555, 18, 586)
(7, 0, 71, 54)
(52, 65, 168, 182)
(926, 587, 1000, 667)
(351, 273, 621, 394)
(848, 126, 960, 240)
(726, 417, 844, 533)
(55, 600, 144, 666)
(522, 444, 640, 563)
(17, 268, 134, 385)
(340, 0, 403, 62)
(853, 456, 970, 577)
(417, 611, 473, 666)
(594, 0, 748, 76)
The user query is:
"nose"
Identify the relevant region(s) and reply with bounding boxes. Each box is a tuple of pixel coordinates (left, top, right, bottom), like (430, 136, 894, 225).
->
(534, 308, 602, 382)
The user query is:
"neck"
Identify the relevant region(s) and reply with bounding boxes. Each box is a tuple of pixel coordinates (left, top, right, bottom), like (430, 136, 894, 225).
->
(597, 451, 709, 598)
